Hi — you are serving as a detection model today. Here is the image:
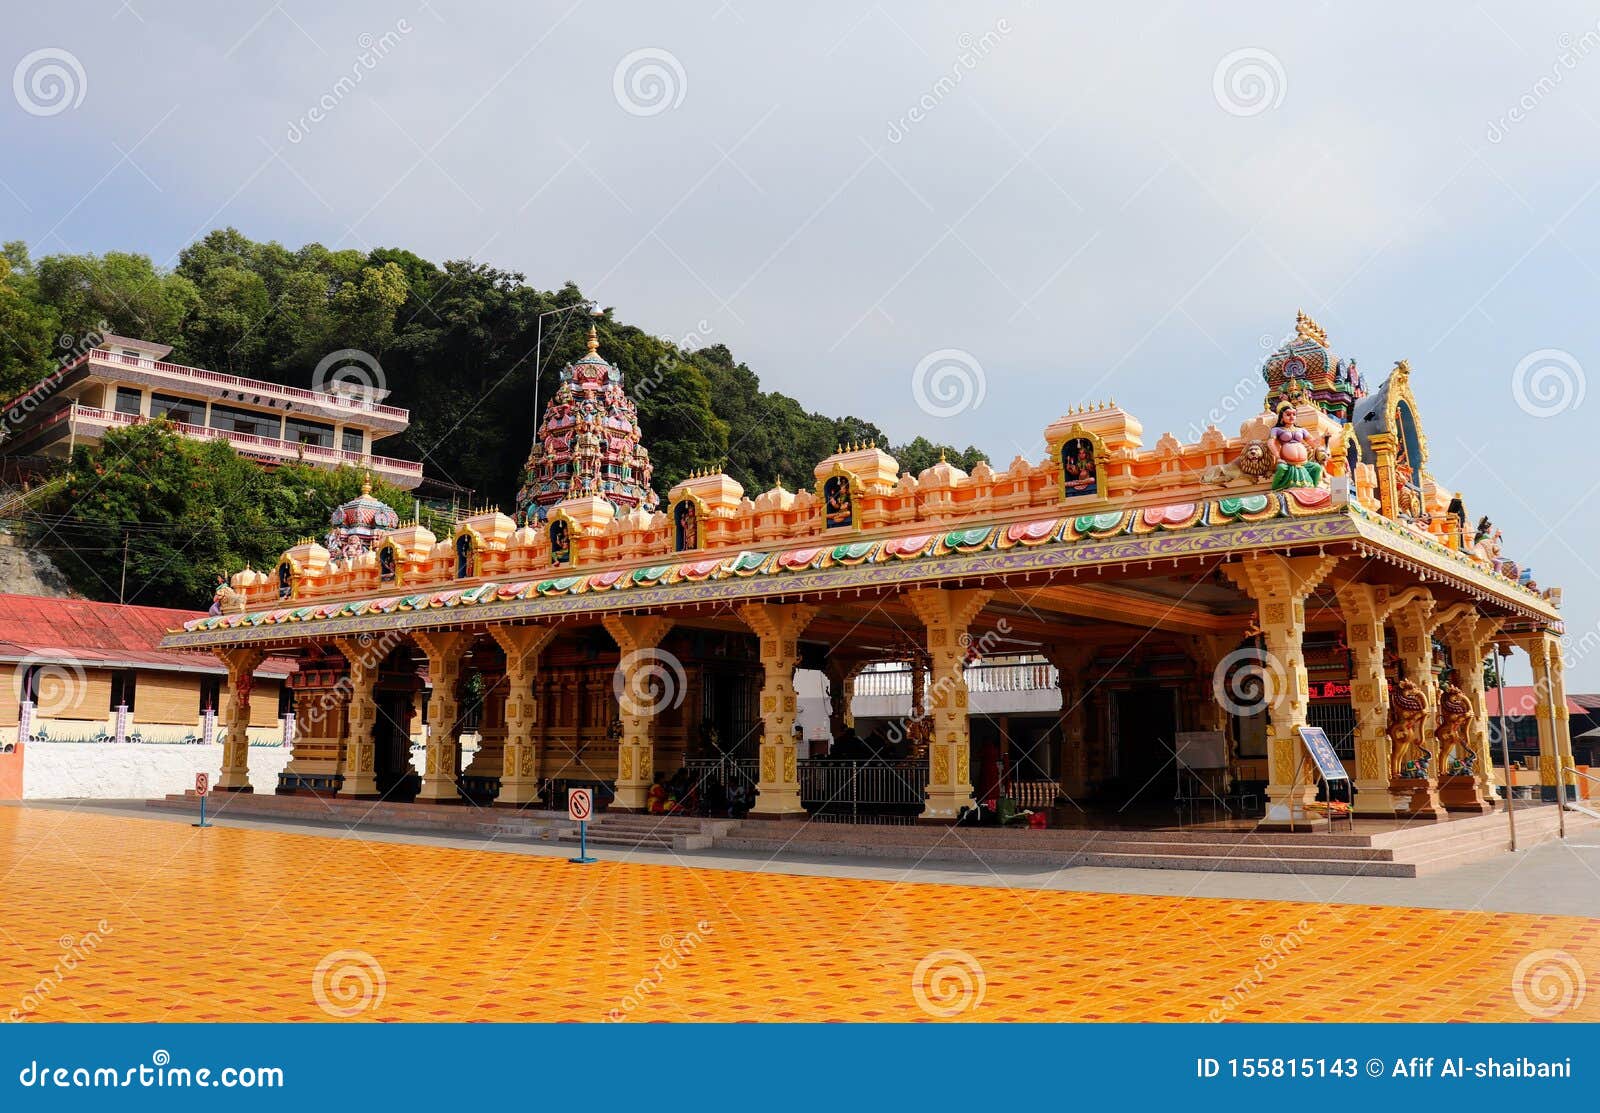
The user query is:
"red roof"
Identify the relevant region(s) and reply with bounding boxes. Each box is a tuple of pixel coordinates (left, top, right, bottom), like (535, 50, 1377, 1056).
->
(0, 593, 292, 675)
(1483, 685, 1584, 717)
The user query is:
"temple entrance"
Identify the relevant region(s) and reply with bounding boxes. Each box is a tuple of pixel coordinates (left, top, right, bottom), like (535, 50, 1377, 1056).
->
(374, 691, 418, 802)
(1107, 687, 1179, 811)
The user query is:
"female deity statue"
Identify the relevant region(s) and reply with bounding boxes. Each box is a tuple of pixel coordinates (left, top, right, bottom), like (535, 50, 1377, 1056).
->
(1268, 403, 1325, 491)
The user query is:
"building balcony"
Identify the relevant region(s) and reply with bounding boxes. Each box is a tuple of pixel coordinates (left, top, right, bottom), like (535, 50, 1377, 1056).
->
(27, 404, 424, 489)
(2, 349, 411, 436)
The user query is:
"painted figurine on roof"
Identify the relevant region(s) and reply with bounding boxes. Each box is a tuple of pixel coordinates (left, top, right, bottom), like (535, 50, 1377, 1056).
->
(1267, 402, 1326, 491)
(515, 325, 658, 524)
(1262, 310, 1366, 423)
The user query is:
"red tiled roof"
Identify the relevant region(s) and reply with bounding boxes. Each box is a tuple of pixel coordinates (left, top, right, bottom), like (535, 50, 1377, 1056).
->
(1483, 685, 1584, 717)
(0, 593, 292, 675)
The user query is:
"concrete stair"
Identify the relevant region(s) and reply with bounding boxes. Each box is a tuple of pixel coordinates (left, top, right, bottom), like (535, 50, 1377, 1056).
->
(556, 813, 730, 853)
(709, 805, 1600, 877)
(145, 792, 570, 843)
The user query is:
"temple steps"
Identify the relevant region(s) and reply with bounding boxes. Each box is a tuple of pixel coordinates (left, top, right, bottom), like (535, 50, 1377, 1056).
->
(145, 792, 570, 842)
(556, 814, 724, 852)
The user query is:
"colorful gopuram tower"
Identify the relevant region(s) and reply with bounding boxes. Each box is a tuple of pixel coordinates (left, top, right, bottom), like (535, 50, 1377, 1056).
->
(1262, 310, 1366, 422)
(515, 325, 659, 524)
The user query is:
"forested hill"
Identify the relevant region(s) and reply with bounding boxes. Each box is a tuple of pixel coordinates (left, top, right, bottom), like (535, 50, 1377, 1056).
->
(0, 228, 985, 507)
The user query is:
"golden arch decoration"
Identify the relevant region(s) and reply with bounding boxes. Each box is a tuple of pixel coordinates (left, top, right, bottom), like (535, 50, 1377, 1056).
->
(451, 526, 483, 580)
(815, 465, 861, 531)
(668, 493, 707, 552)
(274, 557, 301, 602)
(376, 538, 403, 586)
(547, 510, 579, 568)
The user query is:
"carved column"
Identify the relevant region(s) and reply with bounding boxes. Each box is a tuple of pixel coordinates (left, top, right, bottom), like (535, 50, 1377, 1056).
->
(1041, 643, 1096, 799)
(904, 588, 994, 822)
(1519, 632, 1569, 798)
(214, 647, 266, 792)
(1438, 609, 1502, 808)
(333, 637, 380, 798)
(490, 624, 559, 807)
(601, 614, 675, 811)
(822, 651, 871, 751)
(1388, 590, 1449, 819)
(413, 631, 470, 803)
(1333, 583, 1400, 816)
(1222, 555, 1340, 826)
(1549, 634, 1577, 796)
(738, 603, 819, 818)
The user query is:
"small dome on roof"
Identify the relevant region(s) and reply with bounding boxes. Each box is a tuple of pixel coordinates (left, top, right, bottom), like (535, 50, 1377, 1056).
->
(325, 474, 400, 556)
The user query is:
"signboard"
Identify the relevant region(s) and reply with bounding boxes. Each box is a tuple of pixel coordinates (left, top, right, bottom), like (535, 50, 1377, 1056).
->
(195, 772, 209, 794)
(202, 710, 216, 747)
(17, 699, 32, 745)
(1297, 726, 1349, 782)
(567, 787, 593, 822)
(1175, 731, 1228, 770)
(114, 704, 129, 744)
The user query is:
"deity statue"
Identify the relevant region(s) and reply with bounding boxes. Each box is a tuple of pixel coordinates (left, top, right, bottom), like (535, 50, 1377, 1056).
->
(1267, 403, 1326, 491)
(1434, 673, 1476, 774)
(1387, 676, 1430, 779)
(210, 576, 246, 616)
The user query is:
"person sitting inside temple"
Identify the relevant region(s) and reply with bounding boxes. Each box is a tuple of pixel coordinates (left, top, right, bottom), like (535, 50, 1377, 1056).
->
(646, 773, 668, 814)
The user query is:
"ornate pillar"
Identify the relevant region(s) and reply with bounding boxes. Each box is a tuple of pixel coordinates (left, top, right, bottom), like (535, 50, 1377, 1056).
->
(1041, 643, 1096, 799)
(822, 651, 871, 750)
(904, 588, 994, 822)
(214, 647, 266, 792)
(490, 624, 559, 807)
(1519, 632, 1568, 798)
(1333, 583, 1400, 816)
(601, 614, 675, 811)
(1388, 590, 1448, 819)
(1437, 609, 1502, 809)
(334, 637, 380, 798)
(738, 603, 819, 818)
(1549, 634, 1577, 796)
(413, 630, 470, 803)
(1222, 555, 1340, 826)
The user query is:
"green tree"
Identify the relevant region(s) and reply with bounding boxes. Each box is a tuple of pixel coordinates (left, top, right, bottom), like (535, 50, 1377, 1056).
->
(0, 245, 61, 400)
(33, 250, 198, 346)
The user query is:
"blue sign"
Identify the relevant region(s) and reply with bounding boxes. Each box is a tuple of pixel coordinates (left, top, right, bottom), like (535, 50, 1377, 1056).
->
(1298, 726, 1350, 782)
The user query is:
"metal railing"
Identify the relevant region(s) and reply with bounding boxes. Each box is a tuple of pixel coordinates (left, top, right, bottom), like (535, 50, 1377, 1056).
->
(853, 659, 1059, 698)
(999, 779, 1060, 810)
(799, 758, 929, 821)
(78, 349, 410, 418)
(682, 756, 759, 791)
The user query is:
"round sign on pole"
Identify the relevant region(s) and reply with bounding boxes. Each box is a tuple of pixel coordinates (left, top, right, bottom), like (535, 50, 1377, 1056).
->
(568, 787, 592, 822)
(195, 772, 209, 795)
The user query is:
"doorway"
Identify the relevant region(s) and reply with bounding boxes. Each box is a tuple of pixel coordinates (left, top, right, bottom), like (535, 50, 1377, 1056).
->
(1108, 687, 1179, 811)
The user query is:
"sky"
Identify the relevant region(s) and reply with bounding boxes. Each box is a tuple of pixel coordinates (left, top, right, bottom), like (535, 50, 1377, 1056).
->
(3, 1, 1599, 686)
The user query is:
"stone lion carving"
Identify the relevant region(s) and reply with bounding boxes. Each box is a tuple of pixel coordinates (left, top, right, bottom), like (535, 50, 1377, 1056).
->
(1387, 677, 1430, 779)
(1201, 440, 1275, 487)
(1435, 681, 1476, 773)
(211, 583, 247, 615)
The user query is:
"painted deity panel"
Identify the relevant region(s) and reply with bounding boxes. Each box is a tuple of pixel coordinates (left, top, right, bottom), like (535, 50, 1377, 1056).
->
(824, 475, 854, 529)
(674, 499, 698, 552)
(455, 534, 473, 579)
(1061, 437, 1099, 498)
(549, 519, 571, 565)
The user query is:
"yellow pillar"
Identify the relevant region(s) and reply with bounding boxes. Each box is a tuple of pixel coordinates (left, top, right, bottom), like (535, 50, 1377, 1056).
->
(601, 614, 675, 811)
(1333, 583, 1400, 816)
(1041, 643, 1096, 799)
(904, 587, 993, 821)
(413, 630, 470, 803)
(822, 653, 870, 746)
(738, 603, 819, 818)
(1520, 632, 1568, 797)
(1549, 634, 1577, 794)
(333, 637, 380, 798)
(490, 624, 559, 807)
(1222, 554, 1340, 826)
(214, 647, 266, 792)
(1438, 610, 1501, 805)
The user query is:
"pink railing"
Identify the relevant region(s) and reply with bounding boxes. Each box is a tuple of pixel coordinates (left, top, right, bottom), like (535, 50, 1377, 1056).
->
(61, 406, 423, 478)
(75, 350, 410, 419)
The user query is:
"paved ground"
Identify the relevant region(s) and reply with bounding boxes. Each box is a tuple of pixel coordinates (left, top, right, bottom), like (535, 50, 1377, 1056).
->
(2, 804, 1597, 1022)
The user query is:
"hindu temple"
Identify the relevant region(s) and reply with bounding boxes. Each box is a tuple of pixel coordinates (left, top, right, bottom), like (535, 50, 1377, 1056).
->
(166, 314, 1574, 832)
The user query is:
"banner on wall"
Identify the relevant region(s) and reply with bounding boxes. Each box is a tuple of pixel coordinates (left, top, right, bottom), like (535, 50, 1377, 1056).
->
(114, 704, 129, 744)
(17, 698, 32, 744)
(202, 709, 216, 747)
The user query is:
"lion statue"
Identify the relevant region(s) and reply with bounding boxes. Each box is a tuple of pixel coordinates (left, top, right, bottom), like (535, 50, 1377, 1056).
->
(1201, 440, 1275, 487)
(1435, 680, 1476, 773)
(1387, 677, 1431, 779)
(210, 582, 247, 616)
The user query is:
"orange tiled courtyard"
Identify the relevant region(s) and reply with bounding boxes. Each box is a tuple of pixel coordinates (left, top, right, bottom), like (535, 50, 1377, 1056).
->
(2, 808, 1596, 1023)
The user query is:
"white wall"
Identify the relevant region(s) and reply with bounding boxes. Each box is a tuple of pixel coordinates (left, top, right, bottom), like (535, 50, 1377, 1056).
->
(22, 742, 293, 800)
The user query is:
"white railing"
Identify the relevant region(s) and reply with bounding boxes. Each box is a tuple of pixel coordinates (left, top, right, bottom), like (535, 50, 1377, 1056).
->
(60, 405, 423, 480)
(853, 659, 1059, 698)
(81, 350, 408, 418)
